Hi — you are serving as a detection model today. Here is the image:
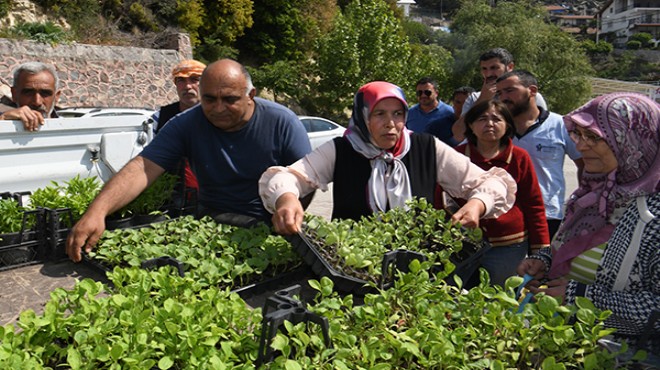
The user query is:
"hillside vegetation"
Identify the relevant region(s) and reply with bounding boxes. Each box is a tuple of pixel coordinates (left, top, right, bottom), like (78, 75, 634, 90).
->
(3, 0, 645, 119)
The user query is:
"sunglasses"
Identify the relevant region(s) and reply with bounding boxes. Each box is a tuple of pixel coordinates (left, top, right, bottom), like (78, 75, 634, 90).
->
(416, 89, 432, 97)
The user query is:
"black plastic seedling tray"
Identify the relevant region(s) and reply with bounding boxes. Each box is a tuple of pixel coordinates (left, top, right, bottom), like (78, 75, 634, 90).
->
(289, 229, 491, 295)
(0, 205, 47, 271)
(289, 231, 433, 295)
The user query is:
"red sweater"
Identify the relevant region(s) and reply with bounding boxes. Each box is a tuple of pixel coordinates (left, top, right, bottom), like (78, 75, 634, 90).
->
(454, 139, 550, 251)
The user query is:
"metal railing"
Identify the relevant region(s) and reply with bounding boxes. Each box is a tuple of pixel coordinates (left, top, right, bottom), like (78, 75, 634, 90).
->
(591, 77, 660, 101)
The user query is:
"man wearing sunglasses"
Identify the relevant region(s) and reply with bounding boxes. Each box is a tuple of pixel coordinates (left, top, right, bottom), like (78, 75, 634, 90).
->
(406, 77, 457, 146)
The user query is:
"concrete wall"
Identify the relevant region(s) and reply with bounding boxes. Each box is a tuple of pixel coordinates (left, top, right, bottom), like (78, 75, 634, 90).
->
(0, 33, 193, 110)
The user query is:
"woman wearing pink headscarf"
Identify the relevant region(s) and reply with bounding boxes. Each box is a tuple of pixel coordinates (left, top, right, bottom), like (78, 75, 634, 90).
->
(517, 92, 660, 350)
(259, 81, 515, 234)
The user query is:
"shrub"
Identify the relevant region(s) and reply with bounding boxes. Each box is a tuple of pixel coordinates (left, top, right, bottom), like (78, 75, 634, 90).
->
(626, 40, 642, 50)
(9, 21, 70, 45)
(629, 32, 653, 49)
(0, 0, 11, 18)
(581, 40, 613, 54)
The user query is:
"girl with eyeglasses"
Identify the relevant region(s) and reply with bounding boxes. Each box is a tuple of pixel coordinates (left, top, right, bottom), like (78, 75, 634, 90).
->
(445, 99, 550, 288)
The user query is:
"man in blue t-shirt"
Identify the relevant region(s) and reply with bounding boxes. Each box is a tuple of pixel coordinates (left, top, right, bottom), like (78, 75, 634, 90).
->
(65, 59, 312, 262)
(406, 77, 457, 147)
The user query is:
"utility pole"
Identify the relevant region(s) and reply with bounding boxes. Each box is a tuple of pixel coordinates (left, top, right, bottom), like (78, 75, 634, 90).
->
(596, 13, 600, 43)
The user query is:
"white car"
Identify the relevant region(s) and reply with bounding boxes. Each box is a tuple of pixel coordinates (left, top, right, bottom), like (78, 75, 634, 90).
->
(299, 116, 346, 150)
(57, 107, 155, 118)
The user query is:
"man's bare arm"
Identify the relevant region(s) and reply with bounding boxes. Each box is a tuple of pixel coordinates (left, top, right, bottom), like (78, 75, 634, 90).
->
(65, 156, 165, 261)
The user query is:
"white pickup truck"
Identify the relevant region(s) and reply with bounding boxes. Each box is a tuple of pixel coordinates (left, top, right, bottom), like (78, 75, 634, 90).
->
(0, 116, 153, 194)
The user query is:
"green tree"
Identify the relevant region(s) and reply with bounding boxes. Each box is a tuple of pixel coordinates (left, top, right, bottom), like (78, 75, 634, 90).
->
(406, 43, 454, 101)
(308, 0, 414, 120)
(235, 0, 339, 65)
(194, 0, 253, 61)
(251, 0, 451, 122)
(403, 18, 435, 45)
(175, 0, 205, 46)
(414, 0, 462, 16)
(446, 0, 593, 114)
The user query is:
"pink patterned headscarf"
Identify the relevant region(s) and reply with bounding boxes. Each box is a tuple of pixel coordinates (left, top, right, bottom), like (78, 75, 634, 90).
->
(549, 93, 660, 278)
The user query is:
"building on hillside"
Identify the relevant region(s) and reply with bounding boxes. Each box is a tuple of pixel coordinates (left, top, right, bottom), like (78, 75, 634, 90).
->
(546, 5, 570, 16)
(554, 14, 598, 35)
(597, 0, 660, 47)
(397, 0, 416, 17)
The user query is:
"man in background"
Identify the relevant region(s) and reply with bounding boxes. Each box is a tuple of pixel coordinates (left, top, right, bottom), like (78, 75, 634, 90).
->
(496, 70, 583, 239)
(150, 59, 206, 210)
(0, 61, 61, 131)
(406, 76, 457, 146)
(452, 48, 547, 143)
(153, 59, 206, 133)
(450, 86, 475, 122)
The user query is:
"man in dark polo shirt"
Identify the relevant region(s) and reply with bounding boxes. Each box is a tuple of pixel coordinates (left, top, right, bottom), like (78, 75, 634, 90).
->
(150, 59, 206, 208)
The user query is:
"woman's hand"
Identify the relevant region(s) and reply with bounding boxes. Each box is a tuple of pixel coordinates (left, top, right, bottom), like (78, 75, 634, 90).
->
(516, 258, 546, 280)
(271, 192, 305, 235)
(451, 198, 485, 228)
(529, 278, 569, 304)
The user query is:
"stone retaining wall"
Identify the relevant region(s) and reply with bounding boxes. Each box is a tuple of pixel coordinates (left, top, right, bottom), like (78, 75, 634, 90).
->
(0, 34, 193, 109)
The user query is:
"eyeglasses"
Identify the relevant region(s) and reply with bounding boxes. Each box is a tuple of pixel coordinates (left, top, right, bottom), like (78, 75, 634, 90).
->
(416, 89, 432, 97)
(569, 129, 603, 146)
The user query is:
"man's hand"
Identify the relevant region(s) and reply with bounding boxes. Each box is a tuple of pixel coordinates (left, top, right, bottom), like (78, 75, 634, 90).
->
(271, 192, 304, 235)
(450, 198, 485, 229)
(66, 210, 107, 262)
(480, 77, 498, 101)
(0, 106, 46, 131)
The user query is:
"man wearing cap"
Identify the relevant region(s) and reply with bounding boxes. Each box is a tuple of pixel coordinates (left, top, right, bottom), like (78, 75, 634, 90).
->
(153, 59, 206, 133)
(149, 59, 206, 207)
(66, 59, 313, 262)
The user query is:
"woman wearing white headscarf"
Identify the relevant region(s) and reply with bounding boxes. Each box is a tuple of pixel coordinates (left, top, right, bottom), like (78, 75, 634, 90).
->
(259, 81, 516, 234)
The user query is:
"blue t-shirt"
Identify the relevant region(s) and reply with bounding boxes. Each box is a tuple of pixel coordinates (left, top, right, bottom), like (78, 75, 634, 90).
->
(406, 102, 457, 146)
(140, 98, 311, 219)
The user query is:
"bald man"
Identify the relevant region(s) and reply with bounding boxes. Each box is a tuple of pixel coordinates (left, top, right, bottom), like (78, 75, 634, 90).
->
(66, 59, 312, 262)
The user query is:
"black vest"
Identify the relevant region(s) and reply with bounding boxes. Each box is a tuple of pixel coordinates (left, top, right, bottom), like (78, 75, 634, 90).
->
(155, 101, 188, 193)
(155, 102, 181, 134)
(332, 133, 437, 220)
